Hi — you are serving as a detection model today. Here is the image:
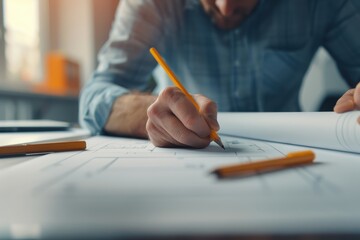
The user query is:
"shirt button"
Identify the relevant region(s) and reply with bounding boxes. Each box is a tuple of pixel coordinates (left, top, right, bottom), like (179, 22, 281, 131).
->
(234, 60, 240, 67)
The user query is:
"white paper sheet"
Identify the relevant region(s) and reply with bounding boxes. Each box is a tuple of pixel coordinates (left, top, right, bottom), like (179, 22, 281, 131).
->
(1, 135, 360, 237)
(218, 111, 360, 153)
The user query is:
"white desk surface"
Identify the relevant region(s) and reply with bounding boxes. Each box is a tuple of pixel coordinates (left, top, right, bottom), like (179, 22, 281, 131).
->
(0, 128, 90, 146)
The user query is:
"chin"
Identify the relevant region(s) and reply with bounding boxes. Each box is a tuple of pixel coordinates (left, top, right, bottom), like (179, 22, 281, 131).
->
(215, 22, 241, 30)
(213, 17, 244, 30)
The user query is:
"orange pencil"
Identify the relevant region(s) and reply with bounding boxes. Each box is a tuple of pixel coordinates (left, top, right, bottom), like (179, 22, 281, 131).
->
(212, 150, 315, 177)
(0, 141, 86, 156)
(150, 47, 225, 149)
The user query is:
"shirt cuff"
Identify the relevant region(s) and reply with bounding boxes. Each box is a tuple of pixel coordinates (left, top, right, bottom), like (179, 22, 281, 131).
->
(79, 81, 129, 135)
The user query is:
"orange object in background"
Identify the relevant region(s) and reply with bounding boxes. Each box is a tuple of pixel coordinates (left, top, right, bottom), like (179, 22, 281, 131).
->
(34, 52, 81, 96)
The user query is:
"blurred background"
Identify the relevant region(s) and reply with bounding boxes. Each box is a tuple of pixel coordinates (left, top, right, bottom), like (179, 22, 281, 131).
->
(0, 0, 349, 124)
(0, 0, 118, 123)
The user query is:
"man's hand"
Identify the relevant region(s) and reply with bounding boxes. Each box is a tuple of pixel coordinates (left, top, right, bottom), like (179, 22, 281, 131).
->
(146, 87, 219, 148)
(334, 83, 360, 123)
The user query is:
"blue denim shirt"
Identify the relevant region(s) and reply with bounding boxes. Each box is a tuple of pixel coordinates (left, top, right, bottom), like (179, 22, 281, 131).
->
(80, 0, 360, 135)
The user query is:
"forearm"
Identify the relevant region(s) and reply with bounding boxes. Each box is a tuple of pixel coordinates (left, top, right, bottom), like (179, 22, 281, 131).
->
(104, 93, 157, 138)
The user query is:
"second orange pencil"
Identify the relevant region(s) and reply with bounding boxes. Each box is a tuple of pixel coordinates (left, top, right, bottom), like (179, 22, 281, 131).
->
(212, 150, 316, 177)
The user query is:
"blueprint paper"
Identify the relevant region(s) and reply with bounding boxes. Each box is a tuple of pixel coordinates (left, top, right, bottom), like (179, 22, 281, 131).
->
(0, 135, 360, 237)
(218, 111, 360, 153)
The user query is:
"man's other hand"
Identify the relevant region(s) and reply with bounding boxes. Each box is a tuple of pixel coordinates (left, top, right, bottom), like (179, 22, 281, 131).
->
(334, 82, 360, 123)
(146, 87, 219, 148)
(334, 83, 360, 112)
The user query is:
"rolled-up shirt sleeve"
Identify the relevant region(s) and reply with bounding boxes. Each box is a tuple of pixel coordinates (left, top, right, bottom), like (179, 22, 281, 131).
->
(79, 74, 129, 135)
(79, 0, 175, 134)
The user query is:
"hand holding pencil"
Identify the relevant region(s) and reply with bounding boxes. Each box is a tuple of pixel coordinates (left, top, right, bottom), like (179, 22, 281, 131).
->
(147, 47, 223, 149)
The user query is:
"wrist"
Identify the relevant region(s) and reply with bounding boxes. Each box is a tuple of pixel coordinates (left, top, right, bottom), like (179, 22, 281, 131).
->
(104, 93, 157, 138)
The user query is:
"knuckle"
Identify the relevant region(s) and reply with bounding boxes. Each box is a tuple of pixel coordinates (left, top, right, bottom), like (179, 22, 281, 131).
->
(147, 103, 160, 119)
(204, 100, 218, 114)
(195, 94, 217, 114)
(183, 116, 198, 129)
(346, 89, 355, 95)
(161, 87, 183, 104)
(146, 104, 154, 118)
(182, 114, 210, 138)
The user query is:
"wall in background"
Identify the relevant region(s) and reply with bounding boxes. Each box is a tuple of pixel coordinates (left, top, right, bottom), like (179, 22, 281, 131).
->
(49, 0, 94, 83)
(0, 0, 119, 122)
(48, 0, 119, 83)
(92, 0, 119, 61)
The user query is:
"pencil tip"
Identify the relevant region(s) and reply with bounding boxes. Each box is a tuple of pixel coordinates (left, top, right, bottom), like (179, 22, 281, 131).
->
(214, 138, 225, 150)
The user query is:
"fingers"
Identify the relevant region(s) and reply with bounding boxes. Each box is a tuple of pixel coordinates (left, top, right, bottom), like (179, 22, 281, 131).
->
(165, 89, 210, 138)
(334, 83, 360, 112)
(146, 120, 187, 148)
(194, 94, 220, 131)
(146, 87, 215, 148)
(334, 83, 360, 124)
